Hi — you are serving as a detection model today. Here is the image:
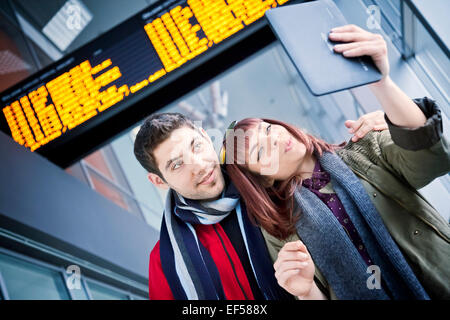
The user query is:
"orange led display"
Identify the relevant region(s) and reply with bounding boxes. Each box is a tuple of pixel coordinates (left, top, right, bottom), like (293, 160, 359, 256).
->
(2, 0, 291, 152)
(3, 59, 128, 151)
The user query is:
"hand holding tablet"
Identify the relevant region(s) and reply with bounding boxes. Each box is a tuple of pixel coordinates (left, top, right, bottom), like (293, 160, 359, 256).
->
(330, 24, 390, 81)
(265, 0, 384, 96)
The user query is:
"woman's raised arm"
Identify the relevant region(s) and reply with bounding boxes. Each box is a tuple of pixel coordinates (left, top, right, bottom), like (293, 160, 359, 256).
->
(330, 24, 427, 129)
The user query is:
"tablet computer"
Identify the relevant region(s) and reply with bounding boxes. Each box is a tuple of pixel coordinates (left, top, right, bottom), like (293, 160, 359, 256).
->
(265, 0, 382, 96)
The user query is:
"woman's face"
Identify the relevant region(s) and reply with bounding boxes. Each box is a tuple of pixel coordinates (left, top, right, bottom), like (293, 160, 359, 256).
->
(245, 121, 308, 182)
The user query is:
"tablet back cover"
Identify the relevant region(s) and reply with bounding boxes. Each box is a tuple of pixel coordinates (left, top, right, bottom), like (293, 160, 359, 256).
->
(265, 0, 382, 96)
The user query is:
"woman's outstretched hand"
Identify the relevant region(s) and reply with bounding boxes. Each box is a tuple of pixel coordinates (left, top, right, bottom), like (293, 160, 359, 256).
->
(331, 24, 427, 129)
(330, 24, 390, 84)
(345, 110, 388, 142)
(274, 240, 325, 299)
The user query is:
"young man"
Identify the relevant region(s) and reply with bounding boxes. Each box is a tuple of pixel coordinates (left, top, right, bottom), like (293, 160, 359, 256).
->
(133, 113, 294, 300)
(133, 111, 388, 300)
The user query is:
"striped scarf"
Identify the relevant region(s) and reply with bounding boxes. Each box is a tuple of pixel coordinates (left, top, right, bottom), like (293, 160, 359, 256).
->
(159, 170, 292, 300)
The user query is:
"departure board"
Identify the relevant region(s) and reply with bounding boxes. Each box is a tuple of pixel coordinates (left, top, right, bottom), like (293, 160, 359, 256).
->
(0, 0, 293, 154)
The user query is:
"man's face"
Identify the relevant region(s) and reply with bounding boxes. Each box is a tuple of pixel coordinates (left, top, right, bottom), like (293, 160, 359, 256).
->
(150, 126, 225, 201)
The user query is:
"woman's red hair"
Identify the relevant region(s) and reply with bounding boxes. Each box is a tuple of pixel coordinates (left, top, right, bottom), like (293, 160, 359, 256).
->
(224, 118, 341, 240)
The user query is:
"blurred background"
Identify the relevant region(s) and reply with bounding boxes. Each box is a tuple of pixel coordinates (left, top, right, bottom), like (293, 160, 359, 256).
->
(0, 0, 448, 300)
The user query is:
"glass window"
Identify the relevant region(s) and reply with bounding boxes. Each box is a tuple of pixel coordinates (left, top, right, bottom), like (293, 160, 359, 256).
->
(0, 252, 70, 300)
(0, 10, 39, 92)
(409, 0, 449, 50)
(362, 0, 402, 51)
(374, 0, 401, 34)
(69, 286, 89, 300)
(84, 149, 116, 181)
(66, 277, 89, 300)
(67, 143, 153, 223)
(85, 280, 129, 300)
(65, 162, 90, 185)
(11, 0, 159, 55)
(66, 145, 147, 221)
(88, 168, 130, 211)
(414, 15, 449, 115)
(130, 294, 147, 300)
(86, 165, 144, 219)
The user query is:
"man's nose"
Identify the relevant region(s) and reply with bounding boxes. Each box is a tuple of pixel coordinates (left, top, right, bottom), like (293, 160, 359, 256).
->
(189, 153, 209, 175)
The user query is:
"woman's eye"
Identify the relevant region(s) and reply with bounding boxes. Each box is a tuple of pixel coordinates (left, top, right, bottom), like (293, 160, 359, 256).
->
(257, 147, 263, 161)
(266, 124, 271, 135)
(193, 141, 203, 152)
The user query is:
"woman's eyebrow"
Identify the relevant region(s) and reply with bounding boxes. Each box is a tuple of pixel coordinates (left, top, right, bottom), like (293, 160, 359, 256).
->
(191, 136, 199, 148)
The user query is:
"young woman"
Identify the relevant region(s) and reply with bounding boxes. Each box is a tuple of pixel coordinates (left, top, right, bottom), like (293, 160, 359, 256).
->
(221, 25, 450, 300)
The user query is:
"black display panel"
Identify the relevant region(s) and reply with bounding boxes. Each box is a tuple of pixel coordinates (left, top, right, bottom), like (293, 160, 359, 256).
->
(0, 0, 297, 167)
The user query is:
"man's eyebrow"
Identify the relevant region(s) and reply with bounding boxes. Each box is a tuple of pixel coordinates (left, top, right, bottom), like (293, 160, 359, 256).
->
(249, 122, 263, 158)
(164, 137, 196, 171)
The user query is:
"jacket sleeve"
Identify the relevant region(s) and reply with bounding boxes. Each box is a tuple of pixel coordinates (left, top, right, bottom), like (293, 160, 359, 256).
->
(384, 96, 444, 151)
(148, 241, 175, 300)
(350, 97, 450, 190)
(377, 97, 450, 189)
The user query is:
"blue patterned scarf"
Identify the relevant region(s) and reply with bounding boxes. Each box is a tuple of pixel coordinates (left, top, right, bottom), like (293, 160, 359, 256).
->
(159, 170, 293, 300)
(294, 151, 430, 300)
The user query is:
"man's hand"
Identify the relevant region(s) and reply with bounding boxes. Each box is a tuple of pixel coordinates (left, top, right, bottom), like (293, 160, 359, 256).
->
(274, 240, 317, 299)
(330, 24, 390, 83)
(345, 110, 388, 142)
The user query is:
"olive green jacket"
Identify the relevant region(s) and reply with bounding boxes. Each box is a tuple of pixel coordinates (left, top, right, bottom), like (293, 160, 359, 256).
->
(262, 120, 450, 300)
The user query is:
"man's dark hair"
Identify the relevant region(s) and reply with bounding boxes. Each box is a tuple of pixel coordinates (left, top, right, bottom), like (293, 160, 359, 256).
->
(133, 112, 196, 178)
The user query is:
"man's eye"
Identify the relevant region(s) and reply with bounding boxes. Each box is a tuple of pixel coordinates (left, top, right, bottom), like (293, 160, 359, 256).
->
(266, 124, 271, 135)
(172, 160, 183, 170)
(257, 147, 263, 161)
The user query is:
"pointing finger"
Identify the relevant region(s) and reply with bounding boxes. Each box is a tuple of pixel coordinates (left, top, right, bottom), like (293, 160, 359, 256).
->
(344, 120, 354, 128)
(281, 240, 306, 252)
(331, 24, 364, 33)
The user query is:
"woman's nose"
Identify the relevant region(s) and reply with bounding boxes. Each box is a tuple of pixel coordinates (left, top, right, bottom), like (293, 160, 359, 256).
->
(271, 132, 279, 147)
(263, 132, 278, 153)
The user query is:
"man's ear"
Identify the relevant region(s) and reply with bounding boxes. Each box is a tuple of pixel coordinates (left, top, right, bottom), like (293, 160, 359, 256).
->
(147, 172, 169, 189)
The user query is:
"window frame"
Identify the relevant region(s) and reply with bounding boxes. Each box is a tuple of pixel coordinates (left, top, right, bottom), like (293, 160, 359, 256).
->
(402, 0, 449, 59)
(0, 269, 10, 300)
(0, 246, 148, 300)
(0, 247, 71, 300)
(400, 0, 449, 117)
(0, 227, 148, 300)
(83, 275, 133, 300)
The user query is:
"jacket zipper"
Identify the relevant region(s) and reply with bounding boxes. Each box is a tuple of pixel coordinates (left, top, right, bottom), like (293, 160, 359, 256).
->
(212, 224, 249, 300)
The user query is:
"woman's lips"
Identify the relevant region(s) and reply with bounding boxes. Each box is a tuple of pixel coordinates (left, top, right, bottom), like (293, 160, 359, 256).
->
(198, 167, 216, 185)
(285, 137, 293, 153)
